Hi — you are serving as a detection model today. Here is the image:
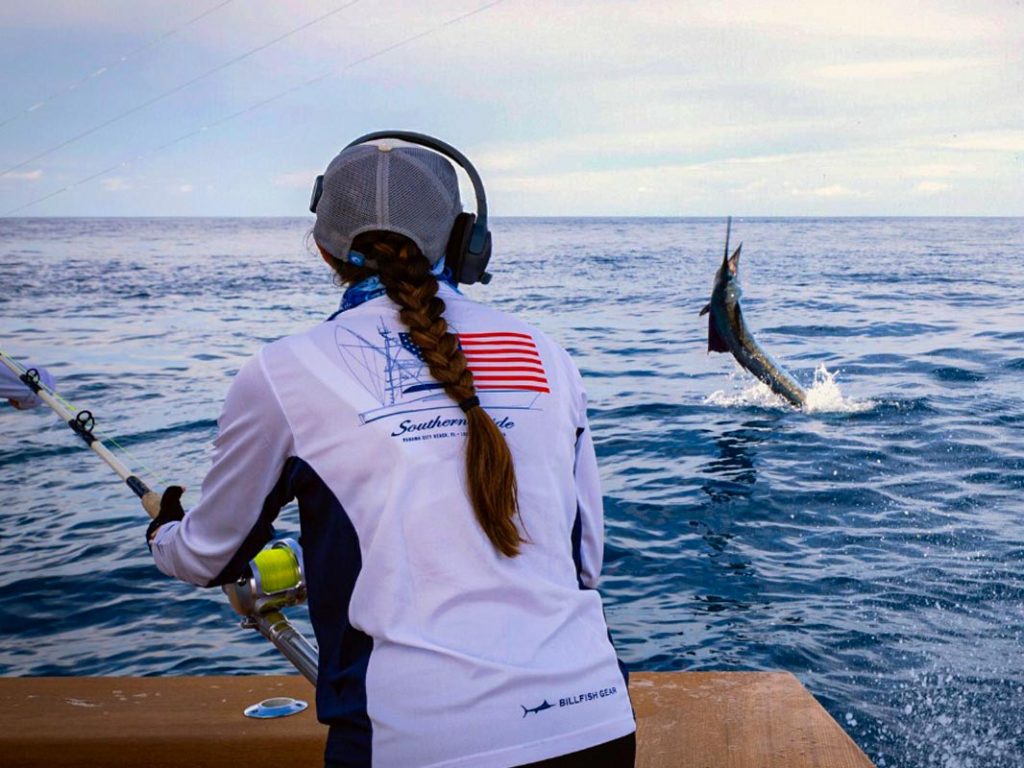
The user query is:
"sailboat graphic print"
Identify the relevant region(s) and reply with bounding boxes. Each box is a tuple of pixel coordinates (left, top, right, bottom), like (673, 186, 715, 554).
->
(335, 319, 548, 424)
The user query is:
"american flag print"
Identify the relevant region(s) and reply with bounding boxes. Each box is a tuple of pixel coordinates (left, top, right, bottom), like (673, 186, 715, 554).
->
(397, 330, 551, 394)
(458, 331, 550, 394)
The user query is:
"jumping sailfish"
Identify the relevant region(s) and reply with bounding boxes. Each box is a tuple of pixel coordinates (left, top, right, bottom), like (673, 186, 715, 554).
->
(700, 218, 807, 407)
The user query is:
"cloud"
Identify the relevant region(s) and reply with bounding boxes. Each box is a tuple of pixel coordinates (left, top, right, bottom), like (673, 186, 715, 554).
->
(1, 169, 43, 181)
(814, 58, 993, 81)
(680, 0, 1006, 41)
(175, 183, 193, 193)
(101, 177, 131, 192)
(904, 163, 977, 178)
(274, 170, 320, 189)
(481, 131, 1022, 214)
(914, 181, 951, 195)
(937, 131, 1024, 152)
(786, 183, 870, 199)
(474, 122, 848, 176)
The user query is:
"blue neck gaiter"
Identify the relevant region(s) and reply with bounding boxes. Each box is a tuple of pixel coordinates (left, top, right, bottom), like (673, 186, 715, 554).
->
(330, 257, 458, 317)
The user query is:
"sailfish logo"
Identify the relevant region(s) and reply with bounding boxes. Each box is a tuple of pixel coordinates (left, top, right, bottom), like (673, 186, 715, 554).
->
(521, 699, 555, 718)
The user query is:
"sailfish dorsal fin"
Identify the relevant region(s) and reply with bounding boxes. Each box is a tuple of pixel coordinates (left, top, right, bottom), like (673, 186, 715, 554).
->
(727, 243, 742, 276)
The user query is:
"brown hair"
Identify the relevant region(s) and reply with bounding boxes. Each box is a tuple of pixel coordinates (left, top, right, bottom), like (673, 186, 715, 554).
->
(321, 232, 523, 557)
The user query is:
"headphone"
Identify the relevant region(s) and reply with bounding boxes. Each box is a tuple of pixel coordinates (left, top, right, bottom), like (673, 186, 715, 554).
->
(309, 131, 493, 286)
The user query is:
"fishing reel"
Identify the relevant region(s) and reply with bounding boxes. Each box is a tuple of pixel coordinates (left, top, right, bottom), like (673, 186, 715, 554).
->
(222, 538, 319, 685)
(222, 538, 308, 617)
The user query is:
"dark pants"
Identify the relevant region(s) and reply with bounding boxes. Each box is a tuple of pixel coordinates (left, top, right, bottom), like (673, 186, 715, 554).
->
(514, 732, 636, 768)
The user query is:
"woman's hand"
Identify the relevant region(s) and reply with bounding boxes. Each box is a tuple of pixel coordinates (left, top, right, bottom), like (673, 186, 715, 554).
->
(145, 486, 186, 549)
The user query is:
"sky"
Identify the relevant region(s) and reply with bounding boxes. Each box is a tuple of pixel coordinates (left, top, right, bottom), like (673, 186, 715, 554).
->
(0, 0, 1021, 217)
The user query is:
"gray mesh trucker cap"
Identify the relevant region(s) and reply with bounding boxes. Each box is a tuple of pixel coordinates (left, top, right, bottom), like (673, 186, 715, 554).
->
(313, 141, 462, 266)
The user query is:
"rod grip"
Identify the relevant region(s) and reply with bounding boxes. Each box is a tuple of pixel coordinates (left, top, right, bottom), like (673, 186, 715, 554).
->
(141, 491, 162, 519)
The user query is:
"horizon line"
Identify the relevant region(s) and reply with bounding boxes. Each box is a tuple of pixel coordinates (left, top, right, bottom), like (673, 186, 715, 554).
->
(3, 213, 1022, 221)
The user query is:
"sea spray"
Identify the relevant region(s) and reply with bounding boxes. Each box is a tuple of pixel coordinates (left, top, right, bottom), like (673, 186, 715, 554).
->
(705, 364, 874, 414)
(803, 364, 874, 414)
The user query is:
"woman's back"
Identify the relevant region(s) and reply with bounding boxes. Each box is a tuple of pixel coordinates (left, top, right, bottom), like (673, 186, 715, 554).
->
(260, 285, 633, 766)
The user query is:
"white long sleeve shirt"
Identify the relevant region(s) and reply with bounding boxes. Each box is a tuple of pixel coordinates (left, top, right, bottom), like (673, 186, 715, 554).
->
(152, 284, 634, 767)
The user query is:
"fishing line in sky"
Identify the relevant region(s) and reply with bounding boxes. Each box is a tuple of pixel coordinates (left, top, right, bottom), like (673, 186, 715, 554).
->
(0, 0, 362, 180)
(2, 0, 507, 216)
(0, 1, 236, 131)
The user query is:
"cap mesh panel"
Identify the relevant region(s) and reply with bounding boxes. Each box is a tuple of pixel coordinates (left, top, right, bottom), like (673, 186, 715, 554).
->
(313, 143, 461, 265)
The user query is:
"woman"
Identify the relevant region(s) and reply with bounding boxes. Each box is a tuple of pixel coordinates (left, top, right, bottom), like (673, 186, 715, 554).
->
(148, 134, 635, 767)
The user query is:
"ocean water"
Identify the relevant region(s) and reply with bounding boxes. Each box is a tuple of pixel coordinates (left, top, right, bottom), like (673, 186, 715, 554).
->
(1, 216, 1022, 767)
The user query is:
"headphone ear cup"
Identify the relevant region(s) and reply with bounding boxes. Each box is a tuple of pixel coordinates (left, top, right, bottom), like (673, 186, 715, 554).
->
(309, 175, 324, 213)
(446, 212, 476, 281)
(466, 224, 492, 284)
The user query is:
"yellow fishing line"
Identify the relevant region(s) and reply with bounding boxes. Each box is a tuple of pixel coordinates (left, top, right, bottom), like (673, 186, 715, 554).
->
(101, 434, 169, 488)
(253, 547, 302, 593)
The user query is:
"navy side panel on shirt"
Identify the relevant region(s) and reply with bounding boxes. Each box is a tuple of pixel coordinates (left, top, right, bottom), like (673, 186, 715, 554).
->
(571, 505, 629, 687)
(571, 426, 630, 690)
(289, 458, 373, 767)
(571, 508, 586, 590)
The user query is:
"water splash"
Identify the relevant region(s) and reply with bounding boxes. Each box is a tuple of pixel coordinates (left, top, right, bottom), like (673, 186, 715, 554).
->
(803, 364, 875, 414)
(704, 377, 790, 409)
(870, 669, 1024, 768)
(705, 364, 874, 414)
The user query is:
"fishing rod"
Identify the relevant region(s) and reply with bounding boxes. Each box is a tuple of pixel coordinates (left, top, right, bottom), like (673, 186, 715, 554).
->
(0, 350, 162, 517)
(0, 349, 318, 685)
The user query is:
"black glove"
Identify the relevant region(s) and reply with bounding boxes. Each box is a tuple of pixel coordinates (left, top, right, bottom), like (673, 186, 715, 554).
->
(146, 485, 186, 550)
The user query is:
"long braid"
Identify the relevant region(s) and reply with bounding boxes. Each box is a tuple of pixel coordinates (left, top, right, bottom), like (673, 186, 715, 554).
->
(327, 232, 522, 557)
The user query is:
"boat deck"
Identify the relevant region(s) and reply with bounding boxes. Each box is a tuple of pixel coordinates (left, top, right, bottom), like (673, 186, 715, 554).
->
(0, 672, 874, 767)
